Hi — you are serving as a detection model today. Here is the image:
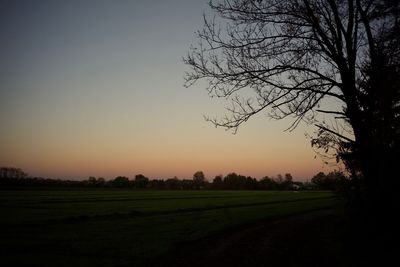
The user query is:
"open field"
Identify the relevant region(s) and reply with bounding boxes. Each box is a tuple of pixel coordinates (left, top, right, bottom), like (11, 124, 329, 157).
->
(0, 190, 336, 266)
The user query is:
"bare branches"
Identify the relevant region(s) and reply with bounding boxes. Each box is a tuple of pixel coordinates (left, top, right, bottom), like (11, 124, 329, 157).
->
(185, 0, 355, 132)
(184, 0, 398, 138)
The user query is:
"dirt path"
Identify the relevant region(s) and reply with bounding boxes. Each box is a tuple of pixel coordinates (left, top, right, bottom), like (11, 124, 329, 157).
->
(160, 209, 347, 267)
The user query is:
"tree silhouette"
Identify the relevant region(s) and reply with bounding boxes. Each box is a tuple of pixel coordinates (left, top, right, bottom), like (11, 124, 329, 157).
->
(185, 0, 399, 207)
(112, 176, 130, 188)
(193, 171, 206, 189)
(223, 173, 247, 189)
(0, 167, 27, 179)
(134, 174, 149, 189)
(165, 177, 181, 190)
(212, 175, 224, 189)
(311, 171, 348, 191)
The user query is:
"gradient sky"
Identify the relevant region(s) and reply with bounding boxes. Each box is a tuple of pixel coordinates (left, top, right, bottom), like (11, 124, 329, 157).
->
(0, 0, 335, 180)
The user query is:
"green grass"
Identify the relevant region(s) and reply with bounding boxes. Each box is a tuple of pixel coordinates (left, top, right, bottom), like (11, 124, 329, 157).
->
(0, 190, 336, 266)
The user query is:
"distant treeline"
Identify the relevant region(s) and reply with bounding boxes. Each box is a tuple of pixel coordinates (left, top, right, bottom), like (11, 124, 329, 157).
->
(0, 167, 348, 191)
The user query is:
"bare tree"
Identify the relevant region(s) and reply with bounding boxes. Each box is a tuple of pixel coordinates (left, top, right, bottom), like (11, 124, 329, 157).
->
(185, 0, 399, 206)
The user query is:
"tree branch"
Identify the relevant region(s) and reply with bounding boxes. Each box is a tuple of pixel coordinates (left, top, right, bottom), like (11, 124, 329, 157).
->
(315, 124, 355, 143)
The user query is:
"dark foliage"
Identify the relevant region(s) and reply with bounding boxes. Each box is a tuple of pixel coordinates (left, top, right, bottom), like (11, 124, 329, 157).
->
(0, 167, 340, 191)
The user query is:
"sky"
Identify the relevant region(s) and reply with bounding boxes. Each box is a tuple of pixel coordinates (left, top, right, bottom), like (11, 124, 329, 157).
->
(0, 0, 335, 180)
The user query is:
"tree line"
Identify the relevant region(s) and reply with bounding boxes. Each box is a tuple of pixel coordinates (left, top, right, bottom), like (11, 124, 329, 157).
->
(0, 167, 347, 191)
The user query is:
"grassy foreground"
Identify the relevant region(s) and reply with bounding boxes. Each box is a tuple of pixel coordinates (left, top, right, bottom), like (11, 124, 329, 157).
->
(0, 190, 336, 266)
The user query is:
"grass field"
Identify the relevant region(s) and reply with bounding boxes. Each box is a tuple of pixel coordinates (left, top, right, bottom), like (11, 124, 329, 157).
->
(0, 190, 336, 266)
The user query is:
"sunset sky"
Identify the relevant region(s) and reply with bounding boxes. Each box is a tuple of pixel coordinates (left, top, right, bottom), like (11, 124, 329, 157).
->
(0, 0, 335, 180)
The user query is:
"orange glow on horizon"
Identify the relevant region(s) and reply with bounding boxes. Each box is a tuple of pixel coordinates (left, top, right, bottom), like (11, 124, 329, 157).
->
(0, 1, 336, 181)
